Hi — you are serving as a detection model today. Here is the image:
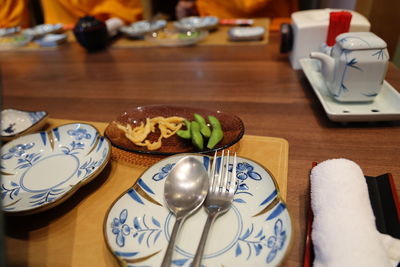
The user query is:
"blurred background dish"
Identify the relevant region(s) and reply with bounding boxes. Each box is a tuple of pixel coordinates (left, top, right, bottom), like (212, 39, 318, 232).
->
(174, 16, 219, 31)
(120, 20, 167, 38)
(1, 109, 48, 141)
(104, 105, 245, 155)
(0, 27, 21, 37)
(228, 26, 265, 41)
(35, 33, 67, 47)
(145, 28, 208, 47)
(22, 23, 63, 39)
(0, 34, 32, 50)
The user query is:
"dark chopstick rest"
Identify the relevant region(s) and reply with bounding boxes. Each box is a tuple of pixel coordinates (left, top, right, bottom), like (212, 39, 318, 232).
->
(365, 173, 400, 238)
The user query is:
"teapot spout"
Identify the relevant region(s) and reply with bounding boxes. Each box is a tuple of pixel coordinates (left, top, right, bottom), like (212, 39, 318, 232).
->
(310, 52, 335, 83)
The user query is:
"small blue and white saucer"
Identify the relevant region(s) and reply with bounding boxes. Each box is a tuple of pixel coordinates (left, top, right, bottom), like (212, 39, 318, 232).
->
(1, 109, 48, 141)
(174, 16, 219, 31)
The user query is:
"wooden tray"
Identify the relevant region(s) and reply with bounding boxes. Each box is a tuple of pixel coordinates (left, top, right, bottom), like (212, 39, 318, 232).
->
(5, 118, 288, 267)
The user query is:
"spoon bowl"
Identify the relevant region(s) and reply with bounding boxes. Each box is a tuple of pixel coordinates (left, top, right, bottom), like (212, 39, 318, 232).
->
(161, 156, 209, 267)
(164, 157, 209, 216)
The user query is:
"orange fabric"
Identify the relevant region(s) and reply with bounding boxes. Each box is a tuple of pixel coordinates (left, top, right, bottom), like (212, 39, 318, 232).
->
(196, 0, 297, 19)
(0, 0, 30, 27)
(41, 0, 143, 25)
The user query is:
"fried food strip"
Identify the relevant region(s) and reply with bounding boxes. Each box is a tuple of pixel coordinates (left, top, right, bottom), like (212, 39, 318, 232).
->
(115, 116, 185, 150)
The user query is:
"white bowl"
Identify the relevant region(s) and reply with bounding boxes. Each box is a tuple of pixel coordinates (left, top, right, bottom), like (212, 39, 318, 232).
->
(120, 20, 167, 38)
(228, 26, 265, 41)
(174, 16, 219, 31)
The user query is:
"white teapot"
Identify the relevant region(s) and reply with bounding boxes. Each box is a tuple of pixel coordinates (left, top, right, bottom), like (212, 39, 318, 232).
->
(310, 32, 389, 102)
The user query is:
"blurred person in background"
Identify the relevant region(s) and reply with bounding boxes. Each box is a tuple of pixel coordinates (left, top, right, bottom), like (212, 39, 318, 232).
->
(175, 0, 298, 19)
(0, 0, 30, 28)
(41, 0, 143, 25)
(0, 0, 143, 28)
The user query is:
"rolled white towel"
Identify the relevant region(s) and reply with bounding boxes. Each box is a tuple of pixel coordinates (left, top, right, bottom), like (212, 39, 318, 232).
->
(380, 233, 400, 265)
(310, 158, 395, 267)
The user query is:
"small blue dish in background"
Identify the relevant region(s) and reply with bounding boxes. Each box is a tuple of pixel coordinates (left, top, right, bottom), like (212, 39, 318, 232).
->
(228, 26, 265, 41)
(174, 16, 219, 31)
(22, 23, 63, 39)
(120, 20, 167, 38)
(0, 26, 21, 37)
(35, 33, 68, 47)
(1, 109, 48, 141)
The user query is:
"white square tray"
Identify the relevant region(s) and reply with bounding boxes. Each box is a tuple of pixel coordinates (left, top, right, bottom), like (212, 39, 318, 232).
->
(300, 58, 400, 122)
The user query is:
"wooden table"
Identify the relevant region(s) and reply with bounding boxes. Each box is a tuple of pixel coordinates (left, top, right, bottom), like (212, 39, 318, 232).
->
(2, 32, 400, 267)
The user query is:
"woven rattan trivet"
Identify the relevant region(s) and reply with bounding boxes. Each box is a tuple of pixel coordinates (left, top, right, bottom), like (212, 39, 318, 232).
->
(110, 142, 240, 167)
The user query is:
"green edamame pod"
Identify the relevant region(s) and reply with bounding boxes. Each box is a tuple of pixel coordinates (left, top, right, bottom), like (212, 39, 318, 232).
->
(207, 115, 224, 149)
(176, 120, 191, 139)
(191, 121, 204, 150)
(194, 113, 211, 138)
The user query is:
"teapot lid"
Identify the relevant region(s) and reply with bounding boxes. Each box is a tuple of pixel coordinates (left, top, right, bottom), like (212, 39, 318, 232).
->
(335, 32, 387, 50)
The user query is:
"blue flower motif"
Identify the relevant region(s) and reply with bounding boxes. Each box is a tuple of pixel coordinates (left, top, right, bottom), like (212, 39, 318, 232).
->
(237, 162, 261, 181)
(1, 182, 20, 200)
(111, 209, 131, 247)
(266, 219, 286, 263)
(3, 123, 16, 134)
(132, 215, 162, 248)
(61, 141, 86, 155)
(70, 141, 85, 150)
(1, 143, 35, 160)
(67, 128, 91, 141)
(152, 163, 175, 181)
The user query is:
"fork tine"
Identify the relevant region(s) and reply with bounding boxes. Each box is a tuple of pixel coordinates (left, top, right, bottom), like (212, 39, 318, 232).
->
(209, 151, 218, 191)
(213, 150, 224, 193)
(221, 150, 230, 192)
(207, 153, 212, 177)
(228, 152, 237, 194)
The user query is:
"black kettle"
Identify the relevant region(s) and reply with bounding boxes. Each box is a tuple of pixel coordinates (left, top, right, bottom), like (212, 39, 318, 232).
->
(73, 16, 108, 51)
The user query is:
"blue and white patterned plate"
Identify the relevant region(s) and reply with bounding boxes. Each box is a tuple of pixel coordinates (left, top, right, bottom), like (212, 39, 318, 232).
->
(120, 20, 167, 38)
(174, 16, 219, 31)
(1, 123, 111, 215)
(1, 109, 48, 141)
(104, 154, 292, 267)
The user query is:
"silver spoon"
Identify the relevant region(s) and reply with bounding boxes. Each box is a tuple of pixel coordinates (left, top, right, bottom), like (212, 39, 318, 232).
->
(160, 156, 209, 267)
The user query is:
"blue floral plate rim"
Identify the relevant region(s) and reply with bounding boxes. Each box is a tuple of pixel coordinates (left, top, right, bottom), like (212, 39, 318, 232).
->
(103, 153, 293, 267)
(1, 122, 111, 215)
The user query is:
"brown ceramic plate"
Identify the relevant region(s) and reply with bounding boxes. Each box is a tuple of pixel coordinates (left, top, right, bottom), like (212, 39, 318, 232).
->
(104, 105, 245, 155)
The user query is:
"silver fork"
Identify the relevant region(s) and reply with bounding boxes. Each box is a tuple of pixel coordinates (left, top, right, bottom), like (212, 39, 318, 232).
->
(190, 150, 237, 267)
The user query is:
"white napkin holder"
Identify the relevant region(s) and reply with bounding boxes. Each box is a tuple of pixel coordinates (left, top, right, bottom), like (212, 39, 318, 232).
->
(289, 9, 370, 70)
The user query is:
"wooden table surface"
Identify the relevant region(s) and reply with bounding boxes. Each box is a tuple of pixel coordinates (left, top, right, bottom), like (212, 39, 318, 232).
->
(2, 32, 400, 267)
